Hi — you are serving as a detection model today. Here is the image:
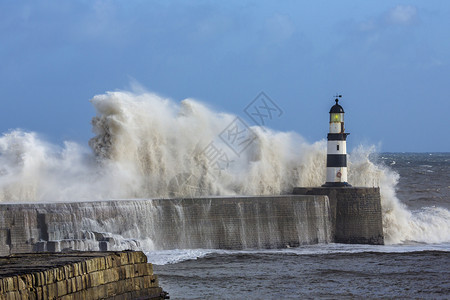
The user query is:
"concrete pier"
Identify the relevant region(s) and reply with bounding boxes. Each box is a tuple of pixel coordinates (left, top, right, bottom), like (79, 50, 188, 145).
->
(293, 187, 384, 245)
(0, 191, 384, 254)
(0, 251, 165, 300)
(0, 196, 332, 254)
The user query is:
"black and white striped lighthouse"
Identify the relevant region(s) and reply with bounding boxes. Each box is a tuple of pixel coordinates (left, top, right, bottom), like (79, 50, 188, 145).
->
(323, 95, 351, 187)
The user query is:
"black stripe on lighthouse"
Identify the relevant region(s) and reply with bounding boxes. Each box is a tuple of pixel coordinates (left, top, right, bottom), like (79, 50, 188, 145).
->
(327, 154, 347, 167)
(327, 133, 349, 141)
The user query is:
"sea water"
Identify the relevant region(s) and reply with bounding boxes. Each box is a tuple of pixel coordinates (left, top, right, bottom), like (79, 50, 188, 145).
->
(150, 153, 450, 299)
(151, 246, 449, 299)
(0, 91, 448, 298)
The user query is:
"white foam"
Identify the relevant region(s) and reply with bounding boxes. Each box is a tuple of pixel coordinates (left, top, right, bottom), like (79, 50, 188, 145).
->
(0, 90, 449, 245)
(348, 147, 450, 244)
(145, 243, 450, 265)
(146, 249, 217, 265)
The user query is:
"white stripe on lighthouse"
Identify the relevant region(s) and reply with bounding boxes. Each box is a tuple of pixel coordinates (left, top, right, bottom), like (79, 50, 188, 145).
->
(327, 140, 346, 155)
(326, 167, 347, 183)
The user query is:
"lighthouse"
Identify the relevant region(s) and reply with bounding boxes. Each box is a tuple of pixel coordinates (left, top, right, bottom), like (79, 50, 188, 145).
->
(323, 95, 351, 187)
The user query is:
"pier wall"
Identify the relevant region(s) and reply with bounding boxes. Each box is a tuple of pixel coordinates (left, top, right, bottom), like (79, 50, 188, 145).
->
(0, 196, 332, 255)
(292, 187, 384, 245)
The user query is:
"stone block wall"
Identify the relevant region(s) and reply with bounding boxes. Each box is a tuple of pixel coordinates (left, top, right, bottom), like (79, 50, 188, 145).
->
(0, 251, 165, 300)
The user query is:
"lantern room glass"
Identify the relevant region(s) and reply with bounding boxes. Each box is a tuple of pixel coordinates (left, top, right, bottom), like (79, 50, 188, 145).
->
(330, 113, 344, 122)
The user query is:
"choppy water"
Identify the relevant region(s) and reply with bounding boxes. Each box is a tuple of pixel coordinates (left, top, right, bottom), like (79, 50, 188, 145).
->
(149, 153, 450, 299)
(152, 246, 449, 299)
(0, 90, 448, 298)
(375, 153, 450, 210)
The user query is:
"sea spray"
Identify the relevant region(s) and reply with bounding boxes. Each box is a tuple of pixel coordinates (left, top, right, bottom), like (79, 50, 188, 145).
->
(0, 130, 135, 202)
(348, 146, 450, 244)
(0, 90, 448, 245)
(88, 90, 324, 197)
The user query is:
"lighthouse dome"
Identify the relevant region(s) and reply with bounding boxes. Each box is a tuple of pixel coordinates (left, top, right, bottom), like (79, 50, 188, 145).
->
(330, 99, 344, 113)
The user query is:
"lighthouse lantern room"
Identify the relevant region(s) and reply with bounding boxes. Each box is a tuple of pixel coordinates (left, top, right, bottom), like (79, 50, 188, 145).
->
(323, 95, 351, 187)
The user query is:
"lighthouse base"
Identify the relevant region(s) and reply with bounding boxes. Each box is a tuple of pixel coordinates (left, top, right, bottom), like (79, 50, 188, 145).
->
(322, 182, 352, 187)
(292, 187, 384, 245)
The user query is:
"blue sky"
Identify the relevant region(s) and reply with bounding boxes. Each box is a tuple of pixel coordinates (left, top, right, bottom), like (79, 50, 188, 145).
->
(0, 1, 449, 152)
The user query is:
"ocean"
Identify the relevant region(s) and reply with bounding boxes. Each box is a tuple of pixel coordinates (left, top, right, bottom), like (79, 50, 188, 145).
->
(0, 91, 449, 298)
(149, 153, 450, 299)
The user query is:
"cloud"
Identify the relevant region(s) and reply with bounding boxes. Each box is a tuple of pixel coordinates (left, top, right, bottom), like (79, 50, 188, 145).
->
(265, 13, 295, 43)
(356, 5, 418, 33)
(387, 5, 417, 25)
